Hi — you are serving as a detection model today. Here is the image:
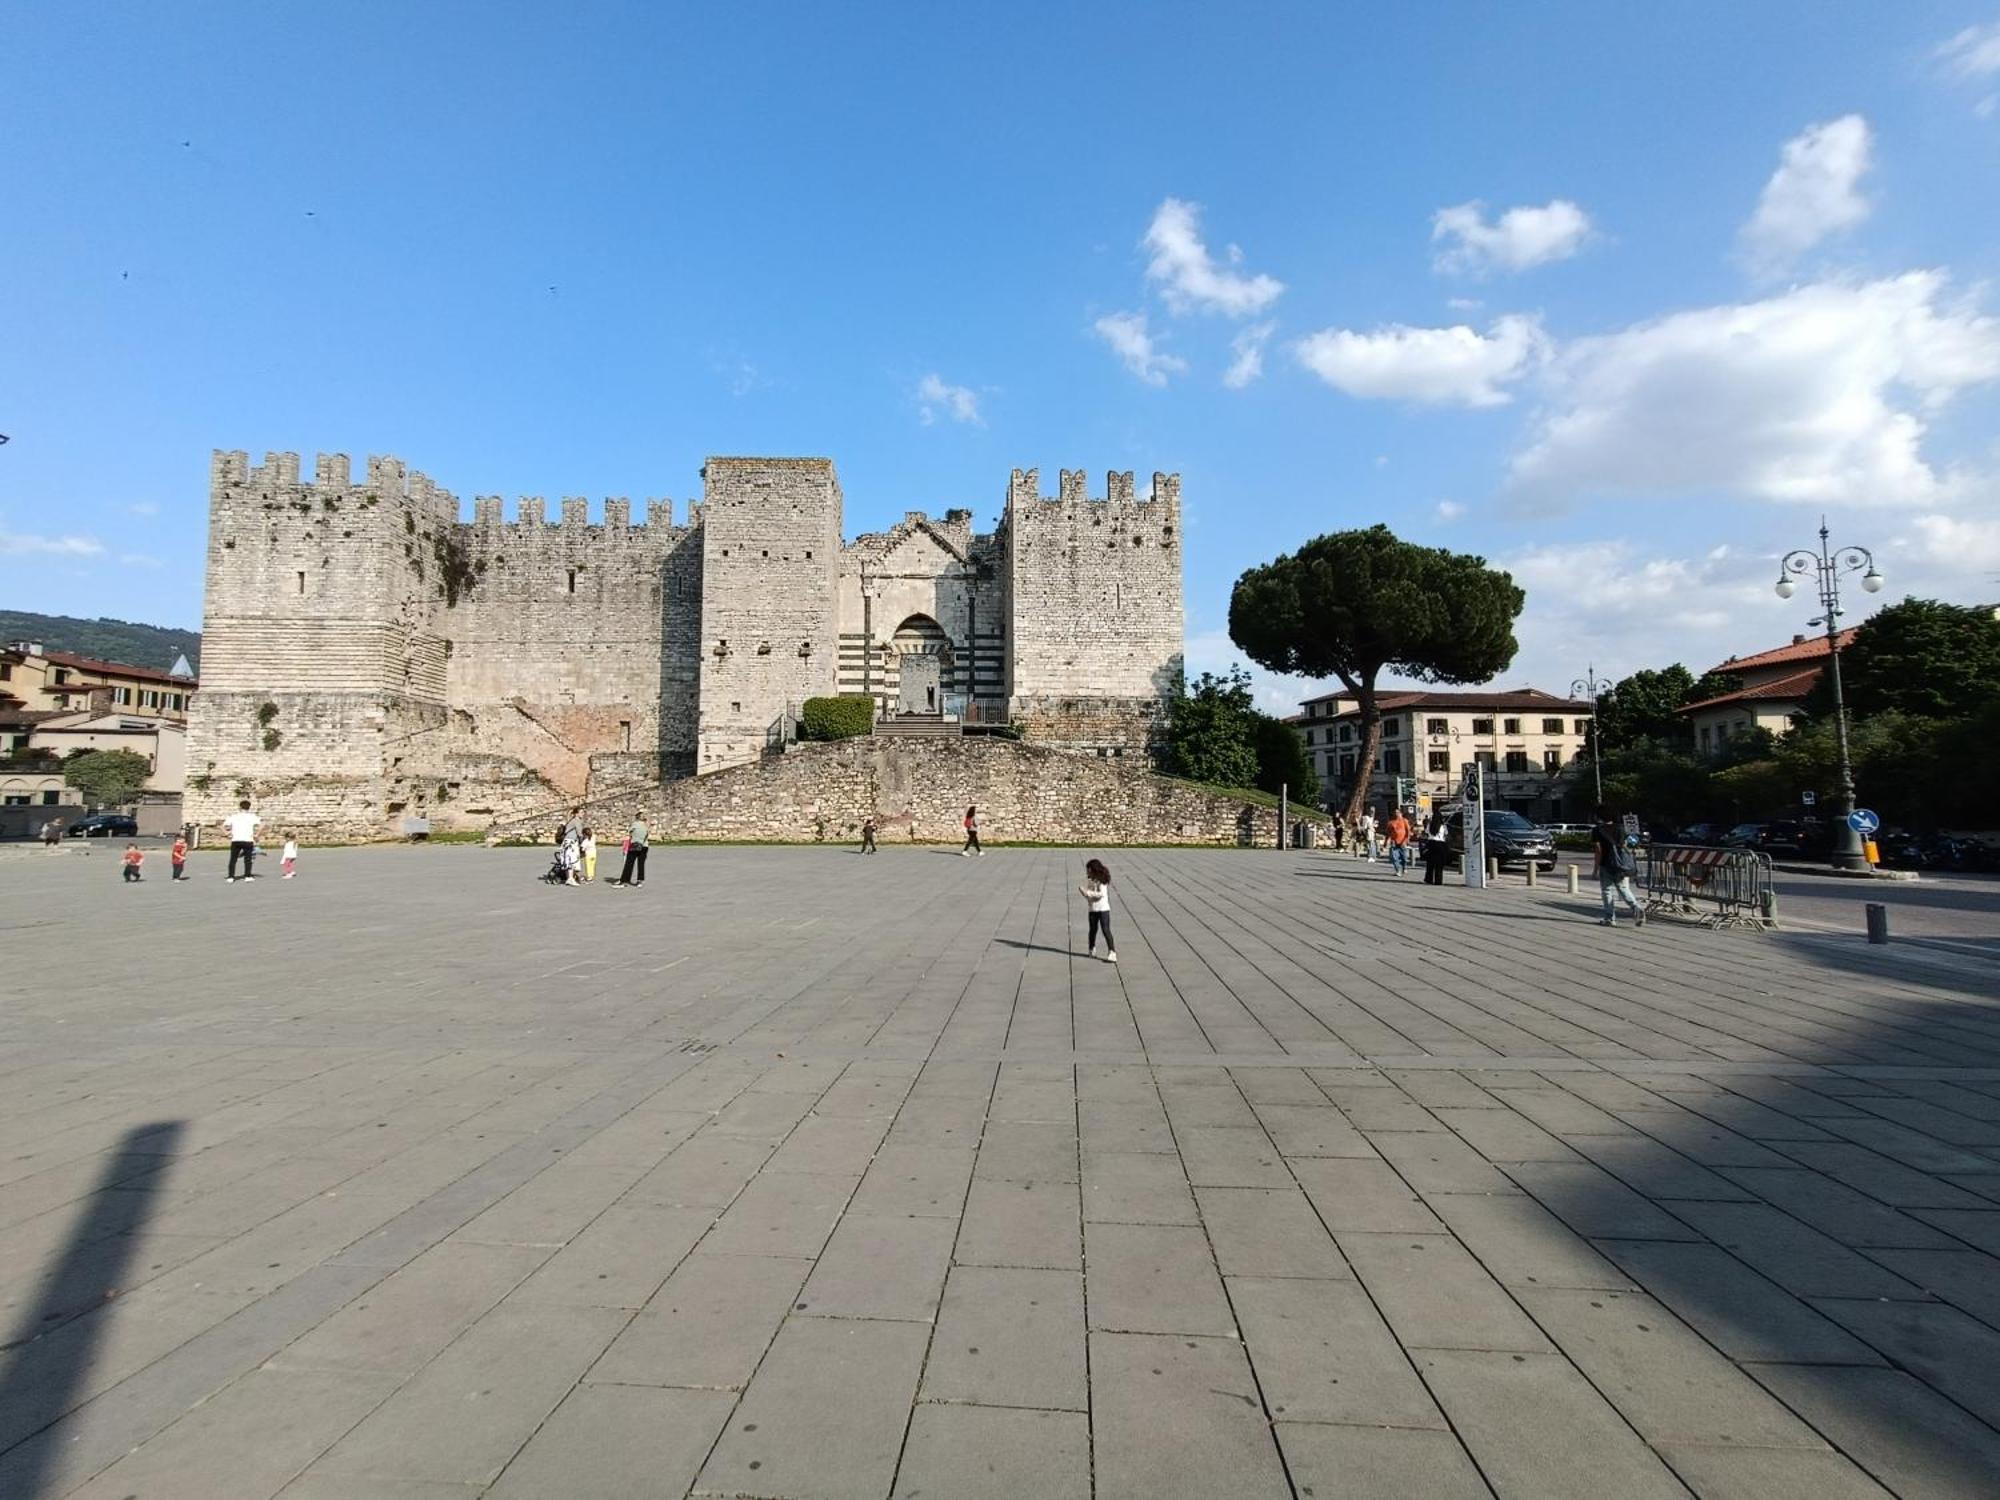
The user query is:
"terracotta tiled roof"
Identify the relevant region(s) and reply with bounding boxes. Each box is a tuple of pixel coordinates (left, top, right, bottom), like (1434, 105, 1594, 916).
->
(37, 649, 198, 687)
(1680, 665, 1823, 713)
(1706, 628, 1856, 677)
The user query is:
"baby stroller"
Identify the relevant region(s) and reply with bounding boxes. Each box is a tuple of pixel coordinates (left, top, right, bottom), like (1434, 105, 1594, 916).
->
(542, 841, 578, 885)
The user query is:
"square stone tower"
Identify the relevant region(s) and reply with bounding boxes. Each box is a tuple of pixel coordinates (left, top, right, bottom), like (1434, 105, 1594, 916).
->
(694, 458, 844, 770)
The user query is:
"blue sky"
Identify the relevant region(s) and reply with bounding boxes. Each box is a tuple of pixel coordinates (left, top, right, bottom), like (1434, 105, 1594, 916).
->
(5, 2, 1999, 704)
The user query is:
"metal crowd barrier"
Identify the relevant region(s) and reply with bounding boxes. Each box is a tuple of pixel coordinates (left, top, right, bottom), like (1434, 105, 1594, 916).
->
(1642, 844, 1777, 930)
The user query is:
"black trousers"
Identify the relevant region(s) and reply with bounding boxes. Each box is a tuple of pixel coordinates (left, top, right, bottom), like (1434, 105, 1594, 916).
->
(1087, 910, 1114, 951)
(228, 840, 255, 879)
(1422, 844, 1448, 884)
(861, 830, 876, 853)
(963, 829, 981, 852)
(619, 846, 648, 884)
(123, 864, 141, 882)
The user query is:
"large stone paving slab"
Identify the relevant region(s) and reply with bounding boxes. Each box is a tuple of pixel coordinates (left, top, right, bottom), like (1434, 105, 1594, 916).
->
(3, 843, 2000, 1496)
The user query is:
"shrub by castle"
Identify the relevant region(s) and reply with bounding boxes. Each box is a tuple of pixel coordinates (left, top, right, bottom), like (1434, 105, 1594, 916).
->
(187, 452, 1184, 840)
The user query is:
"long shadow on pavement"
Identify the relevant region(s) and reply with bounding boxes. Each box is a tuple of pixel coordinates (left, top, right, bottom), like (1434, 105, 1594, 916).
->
(0, 1121, 183, 1500)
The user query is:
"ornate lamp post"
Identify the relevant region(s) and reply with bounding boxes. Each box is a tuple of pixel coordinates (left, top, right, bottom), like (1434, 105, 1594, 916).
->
(1570, 664, 1612, 810)
(1776, 520, 1882, 872)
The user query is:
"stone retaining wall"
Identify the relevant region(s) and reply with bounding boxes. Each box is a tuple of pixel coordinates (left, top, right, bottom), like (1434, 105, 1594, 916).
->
(507, 736, 1332, 847)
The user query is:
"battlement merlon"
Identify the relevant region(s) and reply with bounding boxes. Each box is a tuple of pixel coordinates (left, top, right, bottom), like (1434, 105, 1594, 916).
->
(468, 495, 679, 529)
(1004, 467, 1181, 515)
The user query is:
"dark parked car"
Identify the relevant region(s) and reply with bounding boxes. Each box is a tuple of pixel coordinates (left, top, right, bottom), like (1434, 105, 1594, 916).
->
(67, 813, 137, 838)
(1674, 822, 1727, 847)
(1448, 810, 1557, 872)
(1722, 820, 1827, 857)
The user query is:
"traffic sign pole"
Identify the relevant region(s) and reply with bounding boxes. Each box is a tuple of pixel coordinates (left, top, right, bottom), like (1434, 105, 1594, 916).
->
(1462, 761, 1486, 890)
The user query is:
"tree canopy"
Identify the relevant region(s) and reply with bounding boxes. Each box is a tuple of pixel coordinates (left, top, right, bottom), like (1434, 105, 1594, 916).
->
(1803, 598, 2000, 721)
(62, 748, 152, 808)
(1159, 669, 1260, 790)
(1229, 525, 1523, 819)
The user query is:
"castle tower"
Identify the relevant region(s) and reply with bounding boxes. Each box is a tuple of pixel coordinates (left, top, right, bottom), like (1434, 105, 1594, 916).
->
(1003, 468, 1184, 755)
(185, 451, 457, 835)
(695, 458, 843, 771)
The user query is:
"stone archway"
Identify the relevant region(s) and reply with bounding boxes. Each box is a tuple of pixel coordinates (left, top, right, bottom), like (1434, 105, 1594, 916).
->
(890, 614, 952, 717)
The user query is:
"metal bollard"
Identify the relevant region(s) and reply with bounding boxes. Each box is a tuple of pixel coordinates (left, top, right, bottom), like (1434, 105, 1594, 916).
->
(1525, 862, 1537, 888)
(1486, 857, 1498, 882)
(1565, 866, 1579, 896)
(1865, 903, 1889, 944)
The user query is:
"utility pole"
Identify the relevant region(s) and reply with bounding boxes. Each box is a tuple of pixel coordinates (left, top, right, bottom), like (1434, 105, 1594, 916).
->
(1571, 664, 1611, 810)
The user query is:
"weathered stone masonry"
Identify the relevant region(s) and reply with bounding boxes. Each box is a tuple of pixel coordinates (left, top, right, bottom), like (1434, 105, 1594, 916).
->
(188, 452, 1185, 840)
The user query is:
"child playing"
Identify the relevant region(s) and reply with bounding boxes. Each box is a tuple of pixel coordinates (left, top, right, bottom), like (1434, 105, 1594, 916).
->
(121, 844, 145, 883)
(580, 826, 597, 883)
(281, 836, 299, 878)
(170, 833, 188, 881)
(1078, 858, 1117, 964)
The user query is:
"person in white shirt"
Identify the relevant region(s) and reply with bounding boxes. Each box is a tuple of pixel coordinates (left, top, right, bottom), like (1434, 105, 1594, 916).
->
(1359, 809, 1379, 862)
(281, 837, 299, 878)
(1079, 858, 1117, 963)
(225, 800, 261, 882)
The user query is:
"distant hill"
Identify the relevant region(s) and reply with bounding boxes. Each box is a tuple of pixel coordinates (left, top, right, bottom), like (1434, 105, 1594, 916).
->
(0, 611, 200, 674)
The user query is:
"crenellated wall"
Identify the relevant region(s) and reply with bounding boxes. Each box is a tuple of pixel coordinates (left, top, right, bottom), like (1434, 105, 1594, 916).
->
(190, 449, 1185, 841)
(1003, 468, 1183, 753)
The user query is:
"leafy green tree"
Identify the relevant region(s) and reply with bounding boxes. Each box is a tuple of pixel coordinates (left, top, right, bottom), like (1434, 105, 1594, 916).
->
(1802, 598, 2000, 721)
(1229, 526, 1524, 823)
(62, 748, 152, 808)
(1160, 668, 1260, 789)
(1594, 665, 1696, 748)
(1252, 714, 1318, 806)
(1596, 741, 1713, 829)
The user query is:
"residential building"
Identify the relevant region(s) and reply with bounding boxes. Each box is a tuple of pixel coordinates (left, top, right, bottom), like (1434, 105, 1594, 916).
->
(0, 642, 197, 722)
(1679, 629, 1854, 757)
(1294, 687, 1594, 821)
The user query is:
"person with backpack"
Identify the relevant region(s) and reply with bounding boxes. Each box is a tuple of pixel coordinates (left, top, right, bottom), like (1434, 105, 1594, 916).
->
(1591, 806, 1645, 928)
(1078, 858, 1117, 963)
(962, 805, 983, 857)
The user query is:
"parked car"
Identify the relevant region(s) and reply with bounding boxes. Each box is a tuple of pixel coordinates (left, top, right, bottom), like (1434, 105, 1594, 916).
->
(1449, 810, 1557, 872)
(1674, 822, 1727, 847)
(1540, 822, 1591, 839)
(67, 813, 137, 838)
(1722, 820, 1827, 857)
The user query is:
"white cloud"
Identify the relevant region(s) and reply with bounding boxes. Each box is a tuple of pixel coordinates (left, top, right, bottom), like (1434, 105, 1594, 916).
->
(916, 372, 982, 426)
(1739, 115, 1873, 274)
(1223, 322, 1275, 389)
(1181, 628, 1329, 716)
(1432, 199, 1592, 275)
(1143, 198, 1284, 318)
(1510, 271, 2000, 509)
(1937, 19, 2000, 79)
(1093, 310, 1188, 387)
(1447, 297, 1483, 312)
(117, 552, 163, 568)
(1904, 512, 2000, 575)
(1435, 499, 1467, 522)
(126, 501, 160, 518)
(1294, 314, 1548, 407)
(0, 521, 103, 558)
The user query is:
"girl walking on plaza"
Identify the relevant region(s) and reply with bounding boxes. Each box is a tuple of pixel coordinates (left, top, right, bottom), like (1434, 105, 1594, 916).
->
(121, 843, 145, 882)
(170, 832, 189, 881)
(962, 806, 983, 856)
(580, 826, 597, 883)
(281, 836, 299, 878)
(1079, 858, 1117, 963)
(1421, 809, 1450, 885)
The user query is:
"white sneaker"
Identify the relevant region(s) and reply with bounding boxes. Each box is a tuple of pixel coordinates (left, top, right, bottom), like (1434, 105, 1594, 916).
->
(1106, 951, 1118, 963)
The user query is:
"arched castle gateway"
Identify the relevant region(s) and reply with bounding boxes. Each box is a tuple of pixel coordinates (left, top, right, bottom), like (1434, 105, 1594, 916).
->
(186, 453, 1185, 839)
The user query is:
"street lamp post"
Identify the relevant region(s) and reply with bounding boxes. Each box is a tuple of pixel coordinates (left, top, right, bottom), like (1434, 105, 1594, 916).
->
(1570, 664, 1612, 810)
(1776, 520, 1882, 873)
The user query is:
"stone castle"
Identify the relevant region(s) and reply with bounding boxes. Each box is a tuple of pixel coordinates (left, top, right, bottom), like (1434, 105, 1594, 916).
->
(186, 451, 1184, 838)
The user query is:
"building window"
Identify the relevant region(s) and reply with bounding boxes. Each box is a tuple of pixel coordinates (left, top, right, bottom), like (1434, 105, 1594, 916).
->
(1426, 717, 1448, 736)
(1339, 753, 1356, 778)
(1542, 718, 1563, 734)
(297, 570, 306, 595)
(53, 668, 70, 684)
(1544, 749, 1563, 773)
(1574, 718, 1590, 736)
(567, 569, 577, 594)
(2, 795, 26, 806)
(1475, 750, 1497, 770)
(1383, 717, 1400, 737)
(1428, 750, 1450, 772)
(112, 687, 131, 705)
(1471, 717, 1493, 735)
(42, 789, 59, 804)
(1504, 718, 1521, 735)
(1383, 748, 1402, 774)
(1700, 726, 1713, 751)
(1505, 751, 1531, 773)
(1338, 724, 1353, 743)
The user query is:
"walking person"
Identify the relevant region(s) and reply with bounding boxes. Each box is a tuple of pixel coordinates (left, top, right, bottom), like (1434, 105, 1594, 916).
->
(281, 835, 299, 879)
(1359, 808, 1379, 862)
(860, 817, 878, 854)
(121, 843, 145, 882)
(616, 809, 649, 886)
(1331, 819, 1346, 855)
(41, 819, 60, 848)
(225, 799, 261, 882)
(1421, 809, 1450, 885)
(170, 831, 189, 881)
(1591, 806, 1646, 928)
(1386, 806, 1413, 877)
(1079, 858, 1117, 963)
(580, 826, 597, 883)
(962, 805, 983, 857)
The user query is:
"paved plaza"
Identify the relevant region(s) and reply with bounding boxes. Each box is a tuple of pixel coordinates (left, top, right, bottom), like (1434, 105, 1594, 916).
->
(4, 843, 2000, 1498)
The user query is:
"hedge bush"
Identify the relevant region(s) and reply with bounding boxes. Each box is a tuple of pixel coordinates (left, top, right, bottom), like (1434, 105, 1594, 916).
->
(800, 695, 876, 741)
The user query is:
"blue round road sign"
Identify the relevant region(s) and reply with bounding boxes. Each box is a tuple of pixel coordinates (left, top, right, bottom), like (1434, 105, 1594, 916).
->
(1848, 808, 1880, 835)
